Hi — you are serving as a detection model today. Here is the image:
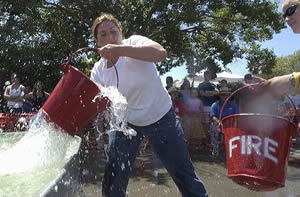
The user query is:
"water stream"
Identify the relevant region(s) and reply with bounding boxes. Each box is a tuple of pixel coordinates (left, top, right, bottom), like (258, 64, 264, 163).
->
(0, 85, 136, 197)
(0, 113, 81, 197)
(94, 85, 136, 136)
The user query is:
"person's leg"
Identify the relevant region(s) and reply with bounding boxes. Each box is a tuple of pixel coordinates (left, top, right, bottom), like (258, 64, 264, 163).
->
(142, 108, 208, 197)
(210, 121, 219, 157)
(102, 130, 143, 197)
(151, 148, 163, 178)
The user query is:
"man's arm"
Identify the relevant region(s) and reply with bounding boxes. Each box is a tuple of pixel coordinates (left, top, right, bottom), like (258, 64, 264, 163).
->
(267, 74, 300, 95)
(97, 40, 167, 64)
(252, 75, 265, 83)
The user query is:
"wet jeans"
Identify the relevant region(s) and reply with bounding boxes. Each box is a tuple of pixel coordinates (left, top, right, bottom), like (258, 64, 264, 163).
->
(102, 108, 208, 197)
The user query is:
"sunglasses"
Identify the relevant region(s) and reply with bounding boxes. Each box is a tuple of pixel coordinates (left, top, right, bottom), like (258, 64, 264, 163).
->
(283, 5, 298, 19)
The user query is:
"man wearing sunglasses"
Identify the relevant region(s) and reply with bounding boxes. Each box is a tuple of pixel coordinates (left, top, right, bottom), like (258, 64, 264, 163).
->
(250, 1, 300, 96)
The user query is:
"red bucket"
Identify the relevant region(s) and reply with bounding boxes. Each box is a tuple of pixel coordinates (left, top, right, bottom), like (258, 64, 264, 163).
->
(220, 85, 298, 191)
(41, 48, 110, 136)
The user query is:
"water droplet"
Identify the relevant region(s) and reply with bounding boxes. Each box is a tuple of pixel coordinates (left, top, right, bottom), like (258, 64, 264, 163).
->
(121, 163, 125, 171)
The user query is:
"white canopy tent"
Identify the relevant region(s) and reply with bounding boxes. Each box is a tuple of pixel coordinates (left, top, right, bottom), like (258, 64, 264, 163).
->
(175, 71, 244, 88)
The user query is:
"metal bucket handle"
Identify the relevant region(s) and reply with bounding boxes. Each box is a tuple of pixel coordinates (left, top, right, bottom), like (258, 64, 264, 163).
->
(219, 83, 299, 136)
(61, 47, 119, 88)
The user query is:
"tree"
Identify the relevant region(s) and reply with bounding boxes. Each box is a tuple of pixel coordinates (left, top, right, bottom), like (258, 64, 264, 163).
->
(0, 0, 285, 91)
(246, 44, 276, 75)
(271, 50, 300, 78)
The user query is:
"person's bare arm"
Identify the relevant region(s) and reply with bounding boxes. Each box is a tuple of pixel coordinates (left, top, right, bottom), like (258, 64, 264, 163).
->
(4, 86, 25, 102)
(23, 92, 33, 105)
(97, 40, 167, 65)
(3, 87, 20, 101)
(252, 75, 265, 83)
(117, 42, 167, 62)
(266, 74, 300, 95)
(3, 86, 10, 101)
(24, 92, 33, 100)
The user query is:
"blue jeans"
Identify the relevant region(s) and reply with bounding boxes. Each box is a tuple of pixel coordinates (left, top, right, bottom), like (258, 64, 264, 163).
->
(210, 121, 219, 156)
(102, 108, 208, 197)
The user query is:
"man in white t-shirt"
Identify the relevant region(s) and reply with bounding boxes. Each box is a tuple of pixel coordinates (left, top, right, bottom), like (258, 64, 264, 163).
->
(90, 13, 208, 197)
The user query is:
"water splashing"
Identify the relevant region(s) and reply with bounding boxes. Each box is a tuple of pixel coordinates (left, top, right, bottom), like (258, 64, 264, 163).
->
(94, 85, 136, 136)
(0, 112, 74, 176)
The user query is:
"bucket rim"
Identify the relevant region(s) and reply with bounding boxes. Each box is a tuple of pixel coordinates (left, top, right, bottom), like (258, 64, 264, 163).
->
(228, 173, 284, 190)
(68, 66, 99, 88)
(221, 113, 297, 128)
(219, 84, 299, 125)
(228, 173, 284, 185)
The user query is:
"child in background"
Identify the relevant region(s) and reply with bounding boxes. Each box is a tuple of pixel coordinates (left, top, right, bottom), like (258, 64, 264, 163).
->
(210, 86, 239, 157)
(185, 89, 206, 147)
(168, 86, 186, 120)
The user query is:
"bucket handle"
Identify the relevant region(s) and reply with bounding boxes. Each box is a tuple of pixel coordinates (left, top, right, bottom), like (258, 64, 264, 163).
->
(61, 47, 98, 73)
(61, 47, 119, 88)
(219, 84, 299, 136)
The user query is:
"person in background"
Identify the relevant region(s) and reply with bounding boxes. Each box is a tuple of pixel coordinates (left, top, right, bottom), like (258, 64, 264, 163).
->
(198, 70, 219, 132)
(180, 78, 192, 104)
(90, 13, 208, 197)
(168, 86, 186, 120)
(3, 73, 25, 113)
(185, 88, 205, 146)
(245, 1, 300, 96)
(186, 89, 204, 114)
(179, 79, 193, 138)
(165, 76, 173, 91)
(198, 70, 219, 107)
(217, 79, 228, 89)
(22, 86, 33, 113)
(25, 81, 50, 112)
(1, 81, 11, 113)
(210, 86, 239, 157)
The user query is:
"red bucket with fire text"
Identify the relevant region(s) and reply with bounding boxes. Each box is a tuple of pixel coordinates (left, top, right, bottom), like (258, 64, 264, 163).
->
(219, 84, 298, 191)
(41, 48, 111, 136)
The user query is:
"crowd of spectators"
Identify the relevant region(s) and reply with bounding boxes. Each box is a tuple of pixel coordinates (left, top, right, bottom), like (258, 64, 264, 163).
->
(165, 72, 300, 156)
(1, 73, 49, 114)
(2, 69, 291, 159)
(165, 72, 242, 156)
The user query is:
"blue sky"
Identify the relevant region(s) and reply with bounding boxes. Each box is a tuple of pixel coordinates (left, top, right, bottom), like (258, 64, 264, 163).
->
(160, 1, 300, 86)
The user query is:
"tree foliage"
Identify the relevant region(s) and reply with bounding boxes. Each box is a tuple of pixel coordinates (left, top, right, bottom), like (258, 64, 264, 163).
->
(271, 50, 300, 78)
(0, 0, 285, 91)
(246, 44, 276, 75)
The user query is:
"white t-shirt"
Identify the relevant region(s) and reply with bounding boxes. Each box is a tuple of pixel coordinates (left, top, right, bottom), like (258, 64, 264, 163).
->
(91, 35, 172, 126)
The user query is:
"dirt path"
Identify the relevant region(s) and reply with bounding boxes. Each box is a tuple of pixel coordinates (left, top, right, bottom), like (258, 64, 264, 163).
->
(80, 146, 300, 197)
